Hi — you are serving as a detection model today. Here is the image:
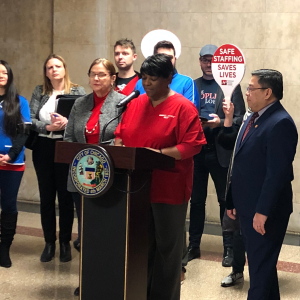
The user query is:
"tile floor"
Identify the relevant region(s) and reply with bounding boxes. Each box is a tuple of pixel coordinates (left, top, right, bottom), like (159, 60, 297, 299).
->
(1, 211, 300, 300)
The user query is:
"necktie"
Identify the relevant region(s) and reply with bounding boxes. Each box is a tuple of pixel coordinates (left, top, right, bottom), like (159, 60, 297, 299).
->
(241, 112, 259, 142)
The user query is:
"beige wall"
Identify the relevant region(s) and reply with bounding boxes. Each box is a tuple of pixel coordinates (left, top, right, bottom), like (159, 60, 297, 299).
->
(1, 0, 300, 233)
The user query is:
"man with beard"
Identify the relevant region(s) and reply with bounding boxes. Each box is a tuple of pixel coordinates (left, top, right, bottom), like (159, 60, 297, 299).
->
(135, 40, 199, 107)
(188, 44, 245, 267)
(114, 38, 141, 96)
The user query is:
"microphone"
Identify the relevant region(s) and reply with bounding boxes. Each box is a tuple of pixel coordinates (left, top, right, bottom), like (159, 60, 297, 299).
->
(116, 90, 140, 108)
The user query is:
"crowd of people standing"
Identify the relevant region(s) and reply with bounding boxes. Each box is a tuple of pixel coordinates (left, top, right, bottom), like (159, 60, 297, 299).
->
(0, 37, 297, 300)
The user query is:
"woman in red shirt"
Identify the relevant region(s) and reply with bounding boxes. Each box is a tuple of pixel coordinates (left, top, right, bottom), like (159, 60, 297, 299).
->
(114, 54, 206, 300)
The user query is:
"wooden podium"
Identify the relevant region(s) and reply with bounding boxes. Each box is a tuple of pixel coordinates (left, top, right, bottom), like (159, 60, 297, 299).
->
(55, 141, 174, 300)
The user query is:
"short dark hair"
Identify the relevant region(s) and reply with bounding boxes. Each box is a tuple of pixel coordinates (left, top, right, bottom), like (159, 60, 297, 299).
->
(251, 69, 283, 100)
(153, 40, 176, 56)
(140, 54, 174, 79)
(114, 38, 136, 54)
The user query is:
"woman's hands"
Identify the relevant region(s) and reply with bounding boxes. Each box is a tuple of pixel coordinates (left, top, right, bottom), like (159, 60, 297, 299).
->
(46, 113, 68, 131)
(114, 138, 124, 146)
(0, 154, 11, 166)
(223, 100, 234, 127)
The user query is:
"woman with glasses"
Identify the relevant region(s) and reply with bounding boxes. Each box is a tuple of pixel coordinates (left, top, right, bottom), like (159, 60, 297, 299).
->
(29, 54, 85, 263)
(64, 58, 125, 295)
(0, 60, 31, 268)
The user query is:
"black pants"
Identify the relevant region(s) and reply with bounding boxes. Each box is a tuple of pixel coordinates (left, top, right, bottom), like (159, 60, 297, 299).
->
(240, 214, 289, 300)
(189, 149, 232, 248)
(148, 202, 188, 300)
(32, 137, 74, 243)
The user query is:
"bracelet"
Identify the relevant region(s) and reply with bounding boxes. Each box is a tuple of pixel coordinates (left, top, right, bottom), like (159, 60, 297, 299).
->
(159, 149, 162, 154)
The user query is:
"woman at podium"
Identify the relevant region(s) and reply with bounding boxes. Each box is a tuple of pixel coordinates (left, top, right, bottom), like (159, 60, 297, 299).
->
(114, 54, 206, 300)
(64, 58, 125, 296)
(29, 54, 85, 263)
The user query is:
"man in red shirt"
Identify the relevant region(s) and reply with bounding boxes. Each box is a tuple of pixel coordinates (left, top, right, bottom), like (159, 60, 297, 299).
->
(114, 39, 141, 96)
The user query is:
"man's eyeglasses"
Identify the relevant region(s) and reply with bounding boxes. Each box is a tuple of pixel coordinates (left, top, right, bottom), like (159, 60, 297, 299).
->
(88, 73, 108, 79)
(246, 87, 268, 92)
(200, 57, 212, 64)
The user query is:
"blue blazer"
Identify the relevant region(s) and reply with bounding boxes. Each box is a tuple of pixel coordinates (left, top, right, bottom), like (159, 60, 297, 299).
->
(227, 100, 298, 218)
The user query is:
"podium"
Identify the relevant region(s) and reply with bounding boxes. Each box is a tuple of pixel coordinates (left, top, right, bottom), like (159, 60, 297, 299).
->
(55, 141, 174, 300)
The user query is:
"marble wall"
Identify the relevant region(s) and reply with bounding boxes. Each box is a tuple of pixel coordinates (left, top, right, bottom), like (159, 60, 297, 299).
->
(108, 0, 300, 233)
(1, 0, 300, 233)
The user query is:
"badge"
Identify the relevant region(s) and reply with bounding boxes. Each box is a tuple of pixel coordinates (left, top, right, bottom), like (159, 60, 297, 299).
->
(71, 146, 114, 198)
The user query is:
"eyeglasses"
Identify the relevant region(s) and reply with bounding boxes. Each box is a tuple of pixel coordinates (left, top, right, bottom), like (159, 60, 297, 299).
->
(88, 72, 108, 79)
(200, 57, 212, 64)
(246, 87, 268, 92)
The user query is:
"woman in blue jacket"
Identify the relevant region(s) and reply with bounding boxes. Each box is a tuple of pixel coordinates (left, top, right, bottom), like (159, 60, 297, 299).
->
(0, 60, 31, 268)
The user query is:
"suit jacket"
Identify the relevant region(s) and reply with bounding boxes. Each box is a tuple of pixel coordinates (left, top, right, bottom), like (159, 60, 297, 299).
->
(64, 90, 124, 144)
(227, 101, 298, 218)
(29, 85, 86, 134)
(194, 77, 245, 167)
(64, 89, 125, 192)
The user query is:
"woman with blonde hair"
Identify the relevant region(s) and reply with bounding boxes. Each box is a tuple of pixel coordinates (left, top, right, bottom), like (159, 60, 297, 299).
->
(29, 54, 85, 263)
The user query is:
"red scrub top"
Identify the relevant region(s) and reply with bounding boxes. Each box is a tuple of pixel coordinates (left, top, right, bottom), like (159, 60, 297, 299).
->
(114, 93, 206, 204)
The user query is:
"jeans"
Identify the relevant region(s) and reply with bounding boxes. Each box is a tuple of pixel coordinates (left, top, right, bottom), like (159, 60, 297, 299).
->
(0, 170, 24, 214)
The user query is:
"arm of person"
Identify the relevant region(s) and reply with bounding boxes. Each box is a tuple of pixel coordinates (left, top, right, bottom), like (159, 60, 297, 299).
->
(217, 101, 240, 150)
(114, 138, 123, 146)
(29, 86, 68, 133)
(254, 119, 298, 233)
(144, 146, 182, 160)
(204, 85, 246, 129)
(182, 78, 199, 107)
(231, 84, 246, 125)
(9, 96, 31, 160)
(6, 133, 29, 161)
(29, 86, 49, 134)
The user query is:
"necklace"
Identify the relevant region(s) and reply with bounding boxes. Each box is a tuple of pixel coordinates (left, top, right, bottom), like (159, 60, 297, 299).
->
(85, 122, 98, 134)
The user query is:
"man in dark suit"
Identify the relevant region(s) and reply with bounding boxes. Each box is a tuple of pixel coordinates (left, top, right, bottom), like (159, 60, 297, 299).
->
(227, 69, 298, 299)
(188, 44, 246, 266)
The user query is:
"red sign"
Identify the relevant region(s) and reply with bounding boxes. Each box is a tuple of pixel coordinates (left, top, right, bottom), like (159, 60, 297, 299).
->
(211, 44, 246, 106)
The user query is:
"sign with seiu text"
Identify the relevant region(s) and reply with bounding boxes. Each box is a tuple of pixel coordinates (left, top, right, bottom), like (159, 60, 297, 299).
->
(211, 44, 246, 106)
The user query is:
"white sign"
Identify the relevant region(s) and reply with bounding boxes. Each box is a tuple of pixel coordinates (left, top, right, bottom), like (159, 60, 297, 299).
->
(141, 29, 182, 59)
(211, 44, 246, 107)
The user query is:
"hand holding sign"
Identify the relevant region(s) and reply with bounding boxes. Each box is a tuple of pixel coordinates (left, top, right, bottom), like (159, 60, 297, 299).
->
(211, 44, 246, 108)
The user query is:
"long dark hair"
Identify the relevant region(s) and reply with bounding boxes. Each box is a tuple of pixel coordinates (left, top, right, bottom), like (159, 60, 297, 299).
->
(0, 60, 22, 138)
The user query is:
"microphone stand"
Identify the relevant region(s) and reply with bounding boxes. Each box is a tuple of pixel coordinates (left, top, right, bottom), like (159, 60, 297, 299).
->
(99, 106, 127, 144)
